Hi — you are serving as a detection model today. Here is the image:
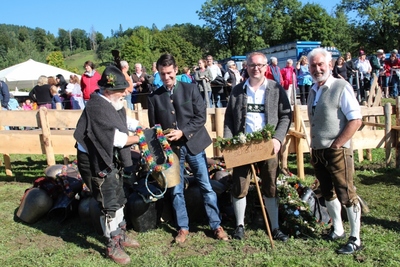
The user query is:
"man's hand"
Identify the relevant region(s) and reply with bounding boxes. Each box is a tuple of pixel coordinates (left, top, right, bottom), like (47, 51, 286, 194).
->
(165, 129, 183, 142)
(272, 138, 281, 155)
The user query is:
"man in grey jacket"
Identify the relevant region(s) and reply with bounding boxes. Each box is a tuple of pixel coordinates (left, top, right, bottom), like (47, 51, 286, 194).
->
(224, 52, 292, 241)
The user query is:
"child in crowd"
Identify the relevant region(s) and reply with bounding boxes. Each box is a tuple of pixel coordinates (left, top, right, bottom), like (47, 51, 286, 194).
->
(22, 99, 33, 110)
(50, 85, 62, 109)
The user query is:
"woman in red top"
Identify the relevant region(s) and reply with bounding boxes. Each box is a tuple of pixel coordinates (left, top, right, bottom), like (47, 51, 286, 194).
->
(80, 61, 101, 102)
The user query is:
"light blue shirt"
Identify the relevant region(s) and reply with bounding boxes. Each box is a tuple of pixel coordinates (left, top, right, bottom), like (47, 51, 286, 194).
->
(153, 72, 163, 89)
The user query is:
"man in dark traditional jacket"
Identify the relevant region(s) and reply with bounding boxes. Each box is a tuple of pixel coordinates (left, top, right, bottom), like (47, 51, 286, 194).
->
(74, 65, 140, 265)
(147, 54, 229, 244)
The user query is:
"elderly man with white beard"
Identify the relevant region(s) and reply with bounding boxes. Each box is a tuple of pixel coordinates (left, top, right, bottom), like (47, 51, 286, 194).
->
(74, 65, 141, 265)
(307, 48, 363, 255)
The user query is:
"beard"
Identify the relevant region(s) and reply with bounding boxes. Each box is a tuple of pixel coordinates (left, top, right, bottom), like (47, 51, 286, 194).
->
(312, 70, 330, 83)
(109, 95, 124, 110)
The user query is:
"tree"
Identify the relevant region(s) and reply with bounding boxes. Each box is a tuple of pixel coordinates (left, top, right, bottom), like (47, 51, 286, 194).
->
(57, 29, 70, 51)
(46, 51, 65, 68)
(290, 4, 337, 46)
(339, 0, 400, 52)
(33, 27, 53, 52)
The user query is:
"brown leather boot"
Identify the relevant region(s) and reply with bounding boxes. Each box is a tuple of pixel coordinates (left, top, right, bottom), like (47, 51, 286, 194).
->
(175, 229, 189, 243)
(106, 231, 131, 265)
(119, 221, 140, 248)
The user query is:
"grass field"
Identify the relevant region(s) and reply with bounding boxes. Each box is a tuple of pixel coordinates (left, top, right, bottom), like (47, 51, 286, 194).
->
(0, 150, 399, 267)
(64, 51, 102, 75)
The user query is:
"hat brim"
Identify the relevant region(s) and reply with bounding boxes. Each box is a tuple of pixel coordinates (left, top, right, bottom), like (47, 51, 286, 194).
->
(98, 80, 129, 91)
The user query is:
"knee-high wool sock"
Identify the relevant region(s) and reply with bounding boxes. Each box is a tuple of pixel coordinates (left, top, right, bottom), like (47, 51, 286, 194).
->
(232, 196, 246, 227)
(325, 198, 344, 236)
(346, 203, 361, 246)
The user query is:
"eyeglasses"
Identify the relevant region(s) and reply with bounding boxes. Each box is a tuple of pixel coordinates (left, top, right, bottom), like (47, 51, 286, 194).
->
(248, 63, 267, 69)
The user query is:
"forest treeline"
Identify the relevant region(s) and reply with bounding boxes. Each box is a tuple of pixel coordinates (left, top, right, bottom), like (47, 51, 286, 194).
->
(0, 0, 398, 73)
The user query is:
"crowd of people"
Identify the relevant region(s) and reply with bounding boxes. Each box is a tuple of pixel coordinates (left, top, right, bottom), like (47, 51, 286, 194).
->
(1, 47, 383, 264)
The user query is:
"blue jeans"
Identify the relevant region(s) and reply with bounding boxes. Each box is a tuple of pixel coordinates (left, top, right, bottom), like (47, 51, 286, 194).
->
(390, 75, 399, 97)
(171, 145, 221, 231)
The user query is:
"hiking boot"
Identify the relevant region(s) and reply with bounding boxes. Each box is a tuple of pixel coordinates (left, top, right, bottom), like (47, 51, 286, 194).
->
(336, 236, 363, 255)
(119, 222, 140, 248)
(175, 229, 189, 244)
(106, 234, 131, 265)
(322, 226, 346, 241)
(272, 228, 289, 242)
(214, 226, 229, 241)
(232, 225, 245, 240)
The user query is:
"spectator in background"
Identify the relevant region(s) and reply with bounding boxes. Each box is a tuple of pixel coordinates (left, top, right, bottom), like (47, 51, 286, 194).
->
(81, 60, 101, 104)
(22, 99, 33, 110)
(195, 58, 213, 107)
(0, 80, 10, 110)
(296, 55, 313, 105)
(7, 93, 20, 110)
(384, 49, 400, 98)
(224, 60, 241, 96)
(152, 61, 163, 90)
(265, 57, 283, 86)
(131, 63, 154, 109)
(120, 60, 134, 110)
(333, 56, 348, 81)
(66, 75, 85, 109)
(56, 74, 70, 109)
(48, 76, 57, 87)
(355, 50, 372, 101)
(240, 61, 249, 82)
(180, 67, 195, 83)
(206, 55, 226, 107)
(29, 75, 52, 109)
(345, 52, 357, 88)
(280, 59, 297, 105)
(50, 85, 62, 109)
(369, 49, 385, 88)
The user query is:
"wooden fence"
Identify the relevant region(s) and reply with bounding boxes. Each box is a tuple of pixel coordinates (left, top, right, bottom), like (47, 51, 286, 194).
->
(1, 95, 399, 177)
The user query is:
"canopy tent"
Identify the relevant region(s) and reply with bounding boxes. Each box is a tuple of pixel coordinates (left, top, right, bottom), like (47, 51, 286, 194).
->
(0, 59, 81, 90)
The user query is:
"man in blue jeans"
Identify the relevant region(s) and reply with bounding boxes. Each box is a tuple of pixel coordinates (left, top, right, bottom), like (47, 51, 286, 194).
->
(147, 54, 228, 244)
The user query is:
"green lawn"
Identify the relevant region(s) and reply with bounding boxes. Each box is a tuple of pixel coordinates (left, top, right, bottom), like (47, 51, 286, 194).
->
(0, 152, 399, 267)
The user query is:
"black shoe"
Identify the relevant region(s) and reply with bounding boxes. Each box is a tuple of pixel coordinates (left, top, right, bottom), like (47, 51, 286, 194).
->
(322, 227, 346, 241)
(272, 228, 288, 242)
(233, 225, 245, 240)
(336, 236, 363, 255)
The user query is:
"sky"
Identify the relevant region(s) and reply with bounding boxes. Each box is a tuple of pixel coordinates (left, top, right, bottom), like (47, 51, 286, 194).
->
(3, 0, 342, 37)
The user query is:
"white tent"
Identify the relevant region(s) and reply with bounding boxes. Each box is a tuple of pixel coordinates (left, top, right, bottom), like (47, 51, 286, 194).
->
(0, 59, 81, 90)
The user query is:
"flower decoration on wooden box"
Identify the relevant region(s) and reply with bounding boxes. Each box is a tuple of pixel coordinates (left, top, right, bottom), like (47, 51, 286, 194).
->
(214, 124, 275, 150)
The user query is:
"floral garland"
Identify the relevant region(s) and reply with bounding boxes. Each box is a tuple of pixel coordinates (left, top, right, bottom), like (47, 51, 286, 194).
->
(277, 177, 326, 238)
(136, 124, 174, 172)
(214, 124, 275, 150)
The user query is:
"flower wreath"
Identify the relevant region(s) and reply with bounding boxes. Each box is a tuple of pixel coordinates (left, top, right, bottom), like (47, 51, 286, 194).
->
(135, 124, 174, 172)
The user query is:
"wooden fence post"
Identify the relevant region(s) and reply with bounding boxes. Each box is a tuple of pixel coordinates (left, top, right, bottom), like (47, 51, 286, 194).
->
(293, 105, 304, 179)
(39, 107, 56, 166)
(384, 103, 392, 166)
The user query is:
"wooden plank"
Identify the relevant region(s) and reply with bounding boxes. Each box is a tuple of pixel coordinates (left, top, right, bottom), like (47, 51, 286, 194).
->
(45, 109, 82, 129)
(352, 130, 386, 149)
(0, 110, 40, 127)
(39, 108, 56, 166)
(0, 132, 44, 154)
